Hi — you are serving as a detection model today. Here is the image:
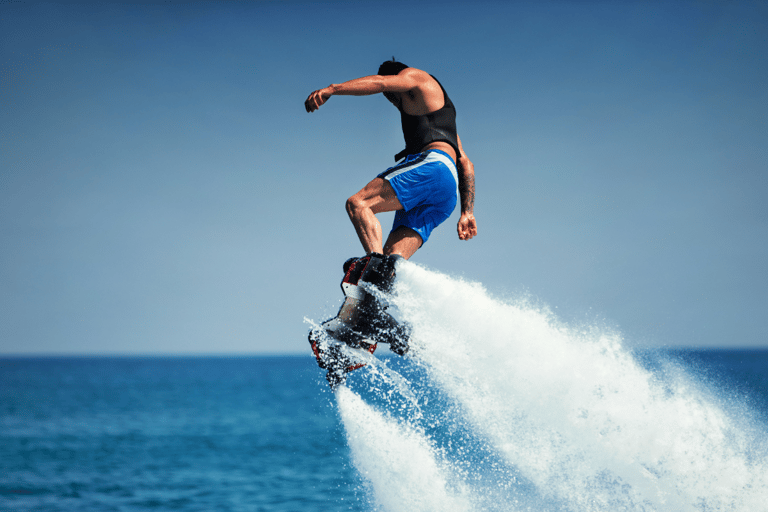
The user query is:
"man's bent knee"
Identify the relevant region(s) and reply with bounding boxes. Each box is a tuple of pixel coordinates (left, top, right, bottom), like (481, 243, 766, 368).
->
(348, 178, 403, 217)
(346, 195, 365, 218)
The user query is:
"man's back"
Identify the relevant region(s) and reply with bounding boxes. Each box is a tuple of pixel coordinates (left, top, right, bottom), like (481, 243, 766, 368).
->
(395, 68, 447, 116)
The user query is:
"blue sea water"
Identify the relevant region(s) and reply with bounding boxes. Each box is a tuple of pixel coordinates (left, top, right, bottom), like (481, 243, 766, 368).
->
(2, 352, 767, 512)
(3, 263, 768, 511)
(0, 356, 358, 512)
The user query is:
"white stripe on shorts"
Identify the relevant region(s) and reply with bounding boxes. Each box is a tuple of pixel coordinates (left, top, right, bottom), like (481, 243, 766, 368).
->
(386, 151, 459, 201)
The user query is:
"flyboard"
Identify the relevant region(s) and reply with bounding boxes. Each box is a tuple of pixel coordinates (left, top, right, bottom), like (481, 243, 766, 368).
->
(309, 253, 411, 388)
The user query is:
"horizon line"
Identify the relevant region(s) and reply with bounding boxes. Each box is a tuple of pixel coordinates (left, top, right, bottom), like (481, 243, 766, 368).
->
(2, 346, 768, 359)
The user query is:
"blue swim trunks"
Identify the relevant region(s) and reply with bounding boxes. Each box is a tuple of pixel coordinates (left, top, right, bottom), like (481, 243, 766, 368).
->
(377, 149, 459, 244)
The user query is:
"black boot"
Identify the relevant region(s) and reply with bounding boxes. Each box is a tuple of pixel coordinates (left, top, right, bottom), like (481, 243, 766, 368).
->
(359, 253, 402, 293)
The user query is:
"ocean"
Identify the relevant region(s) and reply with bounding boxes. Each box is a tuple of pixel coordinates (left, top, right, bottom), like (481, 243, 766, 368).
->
(3, 262, 767, 511)
(1, 356, 355, 512)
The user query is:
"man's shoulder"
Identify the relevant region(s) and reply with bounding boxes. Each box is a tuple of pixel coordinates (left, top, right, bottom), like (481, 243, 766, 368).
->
(399, 68, 442, 96)
(399, 67, 432, 84)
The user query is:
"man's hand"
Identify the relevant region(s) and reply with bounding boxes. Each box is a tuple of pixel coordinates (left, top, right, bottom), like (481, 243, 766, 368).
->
(454, 135, 476, 242)
(457, 212, 477, 240)
(305, 86, 333, 113)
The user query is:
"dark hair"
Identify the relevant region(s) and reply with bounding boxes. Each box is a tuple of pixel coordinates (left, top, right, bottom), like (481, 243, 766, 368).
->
(378, 57, 408, 76)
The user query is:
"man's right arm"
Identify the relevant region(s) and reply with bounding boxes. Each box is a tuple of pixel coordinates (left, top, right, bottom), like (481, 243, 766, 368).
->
(456, 135, 477, 241)
(304, 70, 424, 112)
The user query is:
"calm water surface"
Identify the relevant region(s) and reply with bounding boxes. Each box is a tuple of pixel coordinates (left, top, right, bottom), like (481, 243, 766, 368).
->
(1, 356, 359, 512)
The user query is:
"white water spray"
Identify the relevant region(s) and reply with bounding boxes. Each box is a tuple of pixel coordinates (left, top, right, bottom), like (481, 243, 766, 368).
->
(326, 261, 768, 511)
(336, 385, 473, 512)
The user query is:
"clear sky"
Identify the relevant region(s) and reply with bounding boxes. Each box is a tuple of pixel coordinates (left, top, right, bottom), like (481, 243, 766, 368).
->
(1, 0, 766, 354)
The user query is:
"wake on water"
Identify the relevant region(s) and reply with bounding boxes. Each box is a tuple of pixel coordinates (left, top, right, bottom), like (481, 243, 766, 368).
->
(314, 261, 768, 512)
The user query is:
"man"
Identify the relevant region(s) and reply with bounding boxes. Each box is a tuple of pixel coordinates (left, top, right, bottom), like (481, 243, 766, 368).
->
(305, 59, 477, 261)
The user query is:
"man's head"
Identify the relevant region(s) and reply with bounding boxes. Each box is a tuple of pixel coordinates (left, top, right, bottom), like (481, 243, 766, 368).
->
(378, 58, 408, 76)
(379, 58, 408, 106)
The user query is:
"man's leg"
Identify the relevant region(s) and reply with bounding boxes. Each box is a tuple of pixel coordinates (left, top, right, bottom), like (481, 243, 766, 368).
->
(383, 226, 422, 260)
(346, 177, 403, 255)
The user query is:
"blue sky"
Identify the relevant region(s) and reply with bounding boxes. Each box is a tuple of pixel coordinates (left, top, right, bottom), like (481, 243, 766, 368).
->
(1, 0, 766, 354)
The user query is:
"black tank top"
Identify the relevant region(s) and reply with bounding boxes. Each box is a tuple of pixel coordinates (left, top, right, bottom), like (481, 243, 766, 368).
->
(395, 76, 461, 162)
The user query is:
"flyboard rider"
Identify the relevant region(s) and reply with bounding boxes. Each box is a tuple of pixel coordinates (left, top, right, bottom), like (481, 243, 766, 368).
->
(304, 59, 477, 386)
(305, 59, 477, 261)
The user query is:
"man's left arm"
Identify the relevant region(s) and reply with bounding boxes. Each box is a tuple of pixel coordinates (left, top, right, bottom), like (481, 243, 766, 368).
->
(456, 135, 477, 241)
